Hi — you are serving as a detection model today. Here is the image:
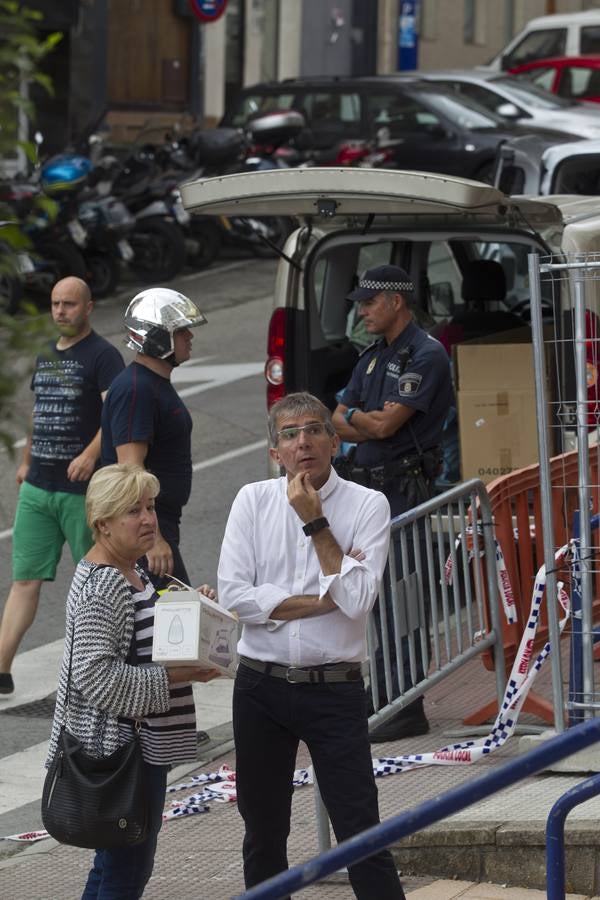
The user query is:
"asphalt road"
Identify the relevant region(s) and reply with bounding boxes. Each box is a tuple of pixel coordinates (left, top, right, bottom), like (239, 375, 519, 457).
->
(0, 256, 278, 784)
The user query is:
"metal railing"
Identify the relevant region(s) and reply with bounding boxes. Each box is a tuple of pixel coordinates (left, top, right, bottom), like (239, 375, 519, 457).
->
(236, 718, 600, 900)
(313, 478, 506, 850)
(367, 478, 505, 732)
(547, 770, 600, 899)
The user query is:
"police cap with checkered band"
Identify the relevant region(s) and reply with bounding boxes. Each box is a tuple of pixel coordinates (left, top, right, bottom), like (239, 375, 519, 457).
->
(346, 264, 415, 303)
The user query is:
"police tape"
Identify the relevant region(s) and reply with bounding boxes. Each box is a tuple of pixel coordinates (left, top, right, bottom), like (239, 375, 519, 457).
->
(367, 542, 571, 778)
(0, 830, 50, 843)
(8, 546, 572, 835)
(161, 544, 572, 817)
(444, 527, 517, 625)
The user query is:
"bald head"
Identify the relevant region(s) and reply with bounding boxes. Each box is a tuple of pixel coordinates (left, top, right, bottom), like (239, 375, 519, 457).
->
(51, 276, 93, 344)
(51, 276, 91, 304)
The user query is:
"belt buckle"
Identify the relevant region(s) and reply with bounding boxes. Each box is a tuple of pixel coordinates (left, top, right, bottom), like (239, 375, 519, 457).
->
(286, 666, 305, 683)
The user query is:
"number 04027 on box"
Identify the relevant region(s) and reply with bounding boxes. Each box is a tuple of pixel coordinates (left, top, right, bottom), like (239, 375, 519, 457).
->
(152, 591, 239, 678)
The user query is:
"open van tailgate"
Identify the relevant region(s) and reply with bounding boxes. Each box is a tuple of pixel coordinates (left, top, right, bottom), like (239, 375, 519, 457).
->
(181, 167, 518, 218)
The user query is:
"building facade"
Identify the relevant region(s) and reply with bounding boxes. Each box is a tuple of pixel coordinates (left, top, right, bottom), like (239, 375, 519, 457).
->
(17, 0, 600, 151)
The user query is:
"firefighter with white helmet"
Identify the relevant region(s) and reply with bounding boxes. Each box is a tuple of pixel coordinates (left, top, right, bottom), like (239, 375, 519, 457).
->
(101, 287, 207, 587)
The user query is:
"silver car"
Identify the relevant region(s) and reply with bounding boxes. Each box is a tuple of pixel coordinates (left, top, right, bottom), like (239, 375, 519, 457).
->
(420, 69, 600, 140)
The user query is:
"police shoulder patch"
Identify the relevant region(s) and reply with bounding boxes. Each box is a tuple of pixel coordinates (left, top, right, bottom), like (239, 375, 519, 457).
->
(398, 372, 422, 396)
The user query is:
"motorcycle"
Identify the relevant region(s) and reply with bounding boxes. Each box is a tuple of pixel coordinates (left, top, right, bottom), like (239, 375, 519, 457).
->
(187, 111, 304, 258)
(0, 168, 89, 299)
(104, 150, 188, 282)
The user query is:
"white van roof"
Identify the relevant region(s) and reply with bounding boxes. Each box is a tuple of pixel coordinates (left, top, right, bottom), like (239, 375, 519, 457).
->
(522, 10, 600, 29)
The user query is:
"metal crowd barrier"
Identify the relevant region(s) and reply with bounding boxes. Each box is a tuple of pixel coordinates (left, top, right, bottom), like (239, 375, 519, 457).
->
(314, 478, 506, 850)
(236, 718, 600, 900)
(367, 477, 505, 729)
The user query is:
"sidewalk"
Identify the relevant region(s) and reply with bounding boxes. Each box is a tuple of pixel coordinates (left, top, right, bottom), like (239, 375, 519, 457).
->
(1, 656, 598, 899)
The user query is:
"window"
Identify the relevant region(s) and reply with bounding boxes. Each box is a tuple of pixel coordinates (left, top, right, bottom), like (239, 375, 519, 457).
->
(564, 66, 600, 100)
(552, 158, 600, 195)
(497, 165, 525, 196)
(365, 93, 441, 138)
(302, 92, 361, 128)
(229, 92, 296, 126)
(463, 0, 487, 46)
(581, 26, 600, 54)
(427, 242, 462, 320)
(514, 66, 555, 93)
(357, 242, 393, 273)
(502, 28, 566, 68)
(453, 82, 501, 115)
(494, 76, 570, 109)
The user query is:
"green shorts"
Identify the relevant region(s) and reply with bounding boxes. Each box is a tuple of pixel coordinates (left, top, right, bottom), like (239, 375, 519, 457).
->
(12, 481, 93, 581)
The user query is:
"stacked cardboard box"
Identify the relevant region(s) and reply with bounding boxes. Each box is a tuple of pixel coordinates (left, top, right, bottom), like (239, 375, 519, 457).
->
(455, 328, 553, 484)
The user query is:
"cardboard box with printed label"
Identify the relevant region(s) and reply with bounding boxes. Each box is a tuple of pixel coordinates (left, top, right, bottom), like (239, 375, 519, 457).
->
(455, 329, 554, 483)
(152, 591, 238, 678)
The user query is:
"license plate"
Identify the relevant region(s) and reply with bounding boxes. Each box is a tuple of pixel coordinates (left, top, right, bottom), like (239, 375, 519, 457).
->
(67, 218, 87, 246)
(118, 239, 134, 261)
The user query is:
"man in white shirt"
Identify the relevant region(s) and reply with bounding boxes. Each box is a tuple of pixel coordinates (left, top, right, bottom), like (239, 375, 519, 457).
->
(218, 392, 405, 899)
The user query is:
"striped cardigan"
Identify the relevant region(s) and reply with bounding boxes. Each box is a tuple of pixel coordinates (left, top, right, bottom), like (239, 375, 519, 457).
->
(46, 560, 171, 765)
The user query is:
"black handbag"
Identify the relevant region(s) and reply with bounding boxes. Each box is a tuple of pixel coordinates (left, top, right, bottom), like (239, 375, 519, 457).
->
(41, 567, 150, 849)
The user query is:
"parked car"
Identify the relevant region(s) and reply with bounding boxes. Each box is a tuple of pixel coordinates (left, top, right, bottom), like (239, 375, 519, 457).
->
(488, 9, 600, 71)
(181, 167, 600, 481)
(493, 134, 600, 196)
(510, 56, 600, 103)
(420, 69, 600, 139)
(222, 75, 563, 183)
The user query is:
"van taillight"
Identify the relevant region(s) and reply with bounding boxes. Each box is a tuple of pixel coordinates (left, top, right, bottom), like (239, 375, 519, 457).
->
(265, 307, 286, 408)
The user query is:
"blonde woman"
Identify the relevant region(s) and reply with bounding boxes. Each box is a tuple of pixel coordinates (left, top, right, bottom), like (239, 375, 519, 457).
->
(46, 463, 218, 899)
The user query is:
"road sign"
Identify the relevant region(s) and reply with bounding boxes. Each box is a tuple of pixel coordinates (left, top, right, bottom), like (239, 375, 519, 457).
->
(187, 0, 228, 23)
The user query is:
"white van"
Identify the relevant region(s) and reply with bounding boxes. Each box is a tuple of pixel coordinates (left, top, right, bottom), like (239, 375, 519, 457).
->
(181, 168, 600, 477)
(489, 9, 600, 71)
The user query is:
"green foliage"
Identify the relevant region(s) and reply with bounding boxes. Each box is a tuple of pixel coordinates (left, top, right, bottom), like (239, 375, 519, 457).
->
(0, 1, 63, 453)
(0, 0, 62, 162)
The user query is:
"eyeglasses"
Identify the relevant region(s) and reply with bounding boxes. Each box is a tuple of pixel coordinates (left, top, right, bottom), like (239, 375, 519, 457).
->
(276, 423, 329, 444)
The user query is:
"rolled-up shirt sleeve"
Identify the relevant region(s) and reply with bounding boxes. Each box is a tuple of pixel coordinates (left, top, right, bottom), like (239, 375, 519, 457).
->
(320, 490, 391, 620)
(218, 486, 289, 624)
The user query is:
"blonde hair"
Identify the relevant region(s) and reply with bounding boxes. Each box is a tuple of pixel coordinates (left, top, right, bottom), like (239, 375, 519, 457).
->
(86, 464, 159, 538)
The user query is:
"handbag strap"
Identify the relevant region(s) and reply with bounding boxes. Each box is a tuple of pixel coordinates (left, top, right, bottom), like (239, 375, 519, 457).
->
(63, 563, 138, 720)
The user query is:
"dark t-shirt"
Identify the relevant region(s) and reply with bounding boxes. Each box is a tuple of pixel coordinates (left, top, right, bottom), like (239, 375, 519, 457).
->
(26, 331, 125, 495)
(342, 320, 453, 467)
(101, 362, 193, 514)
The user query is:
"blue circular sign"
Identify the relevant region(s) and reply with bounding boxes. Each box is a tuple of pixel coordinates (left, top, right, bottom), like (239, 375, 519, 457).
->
(187, 0, 228, 22)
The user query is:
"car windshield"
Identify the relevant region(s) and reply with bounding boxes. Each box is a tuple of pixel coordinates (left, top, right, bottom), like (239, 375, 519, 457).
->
(411, 89, 501, 129)
(492, 76, 574, 109)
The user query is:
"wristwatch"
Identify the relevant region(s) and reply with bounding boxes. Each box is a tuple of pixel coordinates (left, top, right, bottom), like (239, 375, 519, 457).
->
(302, 516, 329, 537)
(344, 407, 358, 424)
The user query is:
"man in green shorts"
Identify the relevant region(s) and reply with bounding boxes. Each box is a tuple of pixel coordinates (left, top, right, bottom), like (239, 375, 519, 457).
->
(0, 276, 124, 694)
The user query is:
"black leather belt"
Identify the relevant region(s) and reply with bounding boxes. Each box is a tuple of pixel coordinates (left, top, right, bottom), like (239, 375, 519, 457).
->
(239, 655, 363, 684)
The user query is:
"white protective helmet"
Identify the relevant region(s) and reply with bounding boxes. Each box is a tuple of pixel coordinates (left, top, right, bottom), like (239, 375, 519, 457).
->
(124, 287, 207, 359)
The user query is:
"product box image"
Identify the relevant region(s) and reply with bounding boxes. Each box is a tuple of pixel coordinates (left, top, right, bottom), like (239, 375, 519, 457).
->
(152, 590, 239, 678)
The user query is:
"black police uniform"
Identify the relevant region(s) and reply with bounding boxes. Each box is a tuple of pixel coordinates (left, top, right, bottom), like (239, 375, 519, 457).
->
(340, 319, 453, 732)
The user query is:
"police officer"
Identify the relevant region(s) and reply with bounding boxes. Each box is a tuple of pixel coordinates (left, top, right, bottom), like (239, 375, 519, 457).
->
(332, 264, 453, 742)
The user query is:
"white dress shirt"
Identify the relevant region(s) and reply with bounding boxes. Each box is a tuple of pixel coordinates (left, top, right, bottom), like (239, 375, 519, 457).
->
(217, 467, 391, 666)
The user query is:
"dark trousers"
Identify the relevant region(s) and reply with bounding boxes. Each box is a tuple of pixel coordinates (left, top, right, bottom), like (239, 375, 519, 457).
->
(81, 763, 168, 900)
(372, 477, 431, 710)
(233, 663, 405, 900)
(142, 506, 189, 590)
